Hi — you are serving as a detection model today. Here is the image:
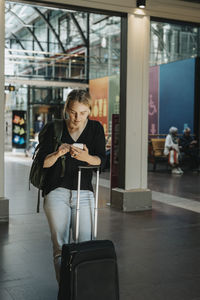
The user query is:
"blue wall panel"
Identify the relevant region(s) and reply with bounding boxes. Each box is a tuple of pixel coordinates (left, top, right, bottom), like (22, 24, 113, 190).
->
(159, 58, 195, 134)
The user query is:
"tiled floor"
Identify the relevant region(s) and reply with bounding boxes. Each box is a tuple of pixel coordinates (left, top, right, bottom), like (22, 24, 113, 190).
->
(148, 169, 200, 202)
(1, 153, 200, 300)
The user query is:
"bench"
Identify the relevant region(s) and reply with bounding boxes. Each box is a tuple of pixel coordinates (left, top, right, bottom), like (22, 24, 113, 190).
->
(148, 138, 168, 171)
(148, 137, 197, 171)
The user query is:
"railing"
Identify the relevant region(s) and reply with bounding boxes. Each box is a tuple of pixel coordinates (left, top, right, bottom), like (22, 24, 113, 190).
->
(5, 48, 120, 82)
(5, 49, 87, 81)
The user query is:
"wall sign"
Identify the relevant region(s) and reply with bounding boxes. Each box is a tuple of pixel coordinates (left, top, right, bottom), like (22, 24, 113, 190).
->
(12, 110, 26, 149)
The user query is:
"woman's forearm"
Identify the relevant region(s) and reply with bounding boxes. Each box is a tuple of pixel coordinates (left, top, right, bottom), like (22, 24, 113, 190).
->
(44, 152, 101, 168)
(43, 143, 70, 168)
(43, 151, 60, 168)
(86, 155, 101, 166)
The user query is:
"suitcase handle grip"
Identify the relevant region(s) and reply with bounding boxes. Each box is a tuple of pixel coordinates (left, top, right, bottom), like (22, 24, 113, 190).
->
(78, 165, 100, 170)
(75, 165, 100, 243)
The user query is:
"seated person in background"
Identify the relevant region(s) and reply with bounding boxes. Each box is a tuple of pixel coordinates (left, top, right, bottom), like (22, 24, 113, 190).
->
(164, 127, 183, 175)
(179, 127, 199, 170)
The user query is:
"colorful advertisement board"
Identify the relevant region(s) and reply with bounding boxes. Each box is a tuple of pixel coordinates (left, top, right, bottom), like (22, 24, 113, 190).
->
(89, 77, 109, 135)
(12, 110, 26, 149)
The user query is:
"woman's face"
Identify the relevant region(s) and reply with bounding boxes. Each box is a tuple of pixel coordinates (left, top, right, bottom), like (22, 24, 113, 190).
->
(67, 101, 90, 127)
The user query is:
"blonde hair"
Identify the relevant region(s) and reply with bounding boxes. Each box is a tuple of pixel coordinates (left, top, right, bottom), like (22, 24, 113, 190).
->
(63, 89, 92, 119)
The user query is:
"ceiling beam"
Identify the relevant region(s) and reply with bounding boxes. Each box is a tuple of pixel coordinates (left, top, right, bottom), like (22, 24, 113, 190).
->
(34, 7, 66, 53)
(7, 9, 46, 55)
(70, 13, 88, 46)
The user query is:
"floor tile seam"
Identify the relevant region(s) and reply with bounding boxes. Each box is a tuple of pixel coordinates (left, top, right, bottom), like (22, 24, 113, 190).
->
(5, 157, 32, 165)
(140, 223, 200, 231)
(153, 190, 200, 201)
(152, 191, 200, 213)
(9, 212, 45, 216)
(3, 287, 15, 300)
(9, 208, 108, 217)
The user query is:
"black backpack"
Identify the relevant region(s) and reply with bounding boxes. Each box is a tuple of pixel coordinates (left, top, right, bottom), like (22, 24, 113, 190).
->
(29, 119, 65, 212)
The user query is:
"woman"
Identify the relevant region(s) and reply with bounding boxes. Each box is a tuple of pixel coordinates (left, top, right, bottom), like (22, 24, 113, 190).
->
(37, 89, 106, 282)
(164, 126, 183, 174)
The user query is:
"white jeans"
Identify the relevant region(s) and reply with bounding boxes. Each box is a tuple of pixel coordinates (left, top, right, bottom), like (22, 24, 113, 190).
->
(44, 187, 94, 282)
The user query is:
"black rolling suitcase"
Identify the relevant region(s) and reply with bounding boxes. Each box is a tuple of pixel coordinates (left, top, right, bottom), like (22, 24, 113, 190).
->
(58, 165, 119, 300)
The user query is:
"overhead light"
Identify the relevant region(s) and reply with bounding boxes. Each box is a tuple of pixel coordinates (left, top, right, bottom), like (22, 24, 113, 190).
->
(136, 0, 146, 8)
(101, 37, 107, 48)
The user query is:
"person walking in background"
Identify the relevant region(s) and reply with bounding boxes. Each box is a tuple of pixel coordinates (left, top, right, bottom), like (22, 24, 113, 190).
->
(36, 89, 106, 283)
(179, 127, 199, 171)
(164, 127, 183, 175)
(34, 115, 44, 134)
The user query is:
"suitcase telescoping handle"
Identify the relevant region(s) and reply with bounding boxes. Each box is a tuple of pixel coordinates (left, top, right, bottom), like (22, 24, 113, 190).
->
(75, 165, 100, 243)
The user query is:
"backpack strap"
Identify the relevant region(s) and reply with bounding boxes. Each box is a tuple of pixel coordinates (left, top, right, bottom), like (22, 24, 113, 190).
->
(53, 119, 65, 178)
(37, 189, 41, 213)
(53, 119, 64, 151)
(34, 119, 65, 213)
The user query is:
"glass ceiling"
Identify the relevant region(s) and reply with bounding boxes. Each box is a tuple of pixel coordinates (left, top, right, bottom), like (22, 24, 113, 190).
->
(5, 1, 121, 82)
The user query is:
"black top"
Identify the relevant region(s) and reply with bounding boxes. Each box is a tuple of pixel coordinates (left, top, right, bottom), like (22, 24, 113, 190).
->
(37, 119, 106, 196)
(179, 134, 194, 150)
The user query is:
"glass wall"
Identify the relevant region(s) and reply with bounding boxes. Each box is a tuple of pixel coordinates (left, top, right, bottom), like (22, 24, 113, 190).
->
(150, 20, 200, 66)
(5, 1, 121, 151)
(149, 19, 200, 139)
(90, 14, 120, 79)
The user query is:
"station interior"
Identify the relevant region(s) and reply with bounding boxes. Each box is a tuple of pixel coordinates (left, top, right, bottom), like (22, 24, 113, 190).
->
(1, 0, 200, 299)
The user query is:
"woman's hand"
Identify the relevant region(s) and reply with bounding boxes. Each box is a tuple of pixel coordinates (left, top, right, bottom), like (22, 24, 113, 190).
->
(70, 144, 101, 165)
(57, 143, 71, 157)
(70, 144, 89, 162)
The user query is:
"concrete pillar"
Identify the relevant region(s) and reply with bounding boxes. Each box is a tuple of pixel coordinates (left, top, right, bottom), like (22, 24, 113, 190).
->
(0, 0, 9, 222)
(111, 13, 152, 212)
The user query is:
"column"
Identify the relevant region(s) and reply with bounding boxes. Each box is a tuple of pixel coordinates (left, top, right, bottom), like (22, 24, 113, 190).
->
(111, 13, 152, 212)
(0, 0, 9, 222)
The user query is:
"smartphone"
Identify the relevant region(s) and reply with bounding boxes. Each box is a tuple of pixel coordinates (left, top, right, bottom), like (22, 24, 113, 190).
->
(73, 143, 84, 150)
